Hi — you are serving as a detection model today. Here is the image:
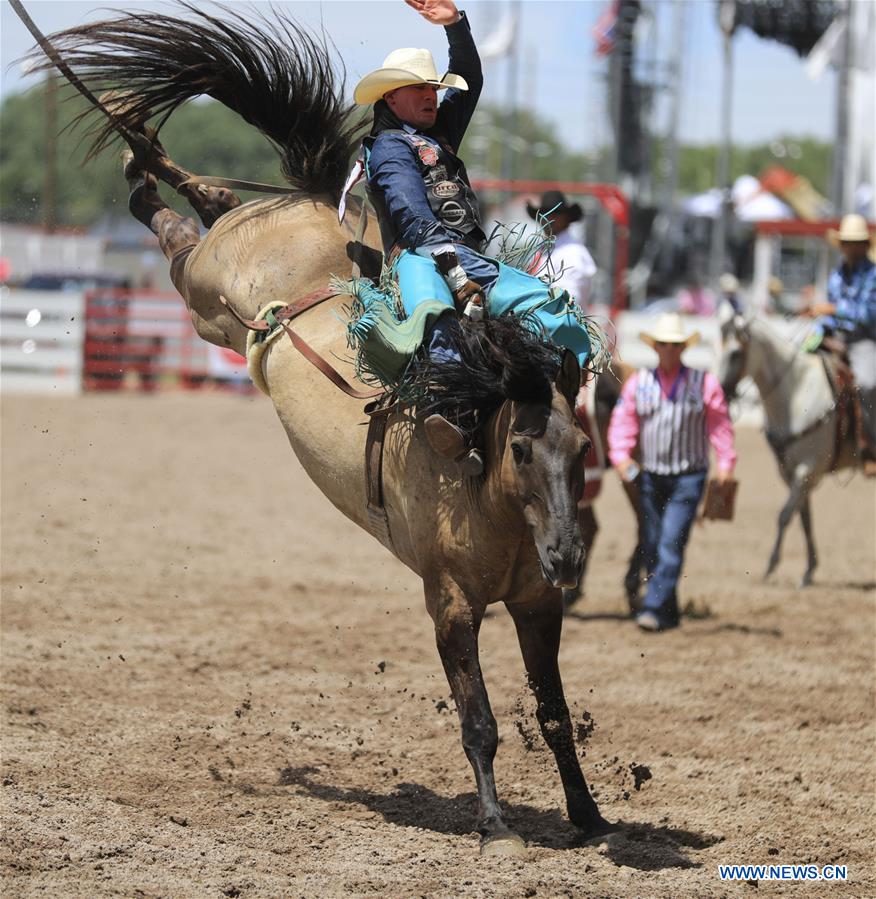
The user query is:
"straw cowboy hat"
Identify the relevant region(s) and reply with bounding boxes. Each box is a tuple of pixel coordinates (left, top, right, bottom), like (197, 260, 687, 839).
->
(640, 313, 700, 349)
(526, 189, 583, 223)
(827, 213, 874, 247)
(718, 272, 739, 294)
(354, 48, 468, 105)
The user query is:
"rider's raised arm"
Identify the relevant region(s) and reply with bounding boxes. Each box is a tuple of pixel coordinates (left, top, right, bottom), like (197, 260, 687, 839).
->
(434, 11, 483, 152)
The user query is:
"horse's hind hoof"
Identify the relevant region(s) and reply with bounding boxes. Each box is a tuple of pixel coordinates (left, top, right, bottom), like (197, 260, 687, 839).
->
(123, 150, 166, 226)
(480, 832, 526, 858)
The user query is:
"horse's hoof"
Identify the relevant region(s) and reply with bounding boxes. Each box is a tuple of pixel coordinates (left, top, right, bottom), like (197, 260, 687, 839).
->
(575, 814, 617, 840)
(562, 586, 582, 611)
(480, 832, 526, 858)
(581, 828, 622, 849)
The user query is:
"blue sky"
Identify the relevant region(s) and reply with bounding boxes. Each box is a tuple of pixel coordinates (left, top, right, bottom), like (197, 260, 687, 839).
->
(1, 0, 836, 152)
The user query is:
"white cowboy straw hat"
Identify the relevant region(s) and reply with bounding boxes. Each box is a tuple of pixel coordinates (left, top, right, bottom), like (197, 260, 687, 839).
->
(354, 48, 468, 105)
(639, 313, 700, 349)
(827, 213, 874, 247)
(718, 273, 739, 294)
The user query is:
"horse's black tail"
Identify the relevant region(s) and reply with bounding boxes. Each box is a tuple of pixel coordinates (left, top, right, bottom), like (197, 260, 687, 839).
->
(26, 1, 366, 202)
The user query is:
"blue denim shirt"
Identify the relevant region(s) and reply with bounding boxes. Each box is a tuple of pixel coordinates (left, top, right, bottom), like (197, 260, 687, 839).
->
(824, 257, 876, 342)
(364, 12, 483, 253)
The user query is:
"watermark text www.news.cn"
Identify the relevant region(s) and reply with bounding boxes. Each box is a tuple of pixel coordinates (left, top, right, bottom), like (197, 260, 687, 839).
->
(719, 864, 848, 882)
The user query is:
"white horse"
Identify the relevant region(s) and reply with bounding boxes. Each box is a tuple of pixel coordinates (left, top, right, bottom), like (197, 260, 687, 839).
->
(716, 303, 859, 586)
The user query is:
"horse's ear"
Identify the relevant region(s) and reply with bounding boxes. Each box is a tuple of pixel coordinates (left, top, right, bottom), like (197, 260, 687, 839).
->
(555, 349, 581, 409)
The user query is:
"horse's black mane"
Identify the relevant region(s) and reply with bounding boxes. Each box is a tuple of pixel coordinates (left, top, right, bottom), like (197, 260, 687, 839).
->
(416, 316, 562, 424)
(28, 2, 366, 202)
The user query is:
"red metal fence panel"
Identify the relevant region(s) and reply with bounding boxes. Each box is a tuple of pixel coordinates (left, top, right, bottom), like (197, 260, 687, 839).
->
(82, 288, 251, 392)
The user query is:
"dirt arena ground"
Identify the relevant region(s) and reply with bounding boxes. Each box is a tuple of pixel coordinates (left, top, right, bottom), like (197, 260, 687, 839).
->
(2, 391, 874, 897)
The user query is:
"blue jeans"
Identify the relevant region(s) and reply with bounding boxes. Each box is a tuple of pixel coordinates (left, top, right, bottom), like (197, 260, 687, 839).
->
(639, 470, 707, 623)
(427, 310, 463, 364)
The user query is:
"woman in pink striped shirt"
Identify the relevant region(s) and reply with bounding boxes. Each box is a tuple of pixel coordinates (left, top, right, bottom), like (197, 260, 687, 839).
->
(608, 314, 736, 632)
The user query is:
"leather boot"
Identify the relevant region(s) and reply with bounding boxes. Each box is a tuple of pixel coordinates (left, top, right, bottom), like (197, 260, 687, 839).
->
(423, 415, 484, 477)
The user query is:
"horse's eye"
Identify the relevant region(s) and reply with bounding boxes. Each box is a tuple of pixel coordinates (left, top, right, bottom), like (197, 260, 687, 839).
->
(510, 441, 526, 465)
(580, 438, 592, 458)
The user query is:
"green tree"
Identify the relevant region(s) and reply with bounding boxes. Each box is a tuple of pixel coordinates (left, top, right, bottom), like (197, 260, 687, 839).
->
(0, 83, 286, 227)
(673, 137, 831, 197)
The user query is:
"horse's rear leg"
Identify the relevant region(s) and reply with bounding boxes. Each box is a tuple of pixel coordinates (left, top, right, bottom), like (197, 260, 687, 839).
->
(136, 137, 240, 228)
(507, 598, 610, 836)
(104, 92, 240, 228)
(799, 495, 818, 587)
(429, 583, 524, 856)
(125, 154, 200, 277)
(766, 475, 807, 580)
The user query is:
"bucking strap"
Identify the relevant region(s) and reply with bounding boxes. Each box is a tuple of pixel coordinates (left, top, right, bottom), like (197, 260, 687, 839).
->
(220, 290, 383, 400)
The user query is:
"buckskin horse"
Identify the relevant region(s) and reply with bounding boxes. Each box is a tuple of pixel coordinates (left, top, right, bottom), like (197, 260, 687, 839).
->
(24, 3, 612, 854)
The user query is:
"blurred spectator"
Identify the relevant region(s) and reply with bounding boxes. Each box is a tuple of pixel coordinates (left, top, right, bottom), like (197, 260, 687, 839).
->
(718, 272, 742, 314)
(527, 190, 597, 312)
(608, 313, 737, 632)
(676, 277, 716, 316)
(767, 275, 784, 312)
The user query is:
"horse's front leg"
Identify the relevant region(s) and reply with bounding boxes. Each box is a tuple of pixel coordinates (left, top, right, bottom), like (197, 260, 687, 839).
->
(507, 596, 610, 836)
(427, 581, 525, 856)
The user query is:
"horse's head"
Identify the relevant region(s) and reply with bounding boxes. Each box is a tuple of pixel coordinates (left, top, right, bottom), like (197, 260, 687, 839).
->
(717, 300, 751, 400)
(501, 351, 591, 589)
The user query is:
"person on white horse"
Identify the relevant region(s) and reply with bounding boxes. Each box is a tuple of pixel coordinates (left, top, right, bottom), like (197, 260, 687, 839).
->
(806, 213, 876, 476)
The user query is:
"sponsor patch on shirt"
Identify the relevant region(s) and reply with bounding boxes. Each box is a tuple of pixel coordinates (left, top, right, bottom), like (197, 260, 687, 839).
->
(439, 200, 467, 227)
(432, 180, 460, 199)
(418, 144, 439, 166)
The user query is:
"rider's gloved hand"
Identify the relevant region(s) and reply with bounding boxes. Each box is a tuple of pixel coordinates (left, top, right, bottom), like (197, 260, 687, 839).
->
(454, 278, 484, 317)
(432, 247, 484, 317)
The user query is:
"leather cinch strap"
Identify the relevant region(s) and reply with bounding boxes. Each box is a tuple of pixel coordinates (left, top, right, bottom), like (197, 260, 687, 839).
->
(220, 289, 383, 400)
(365, 410, 394, 553)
